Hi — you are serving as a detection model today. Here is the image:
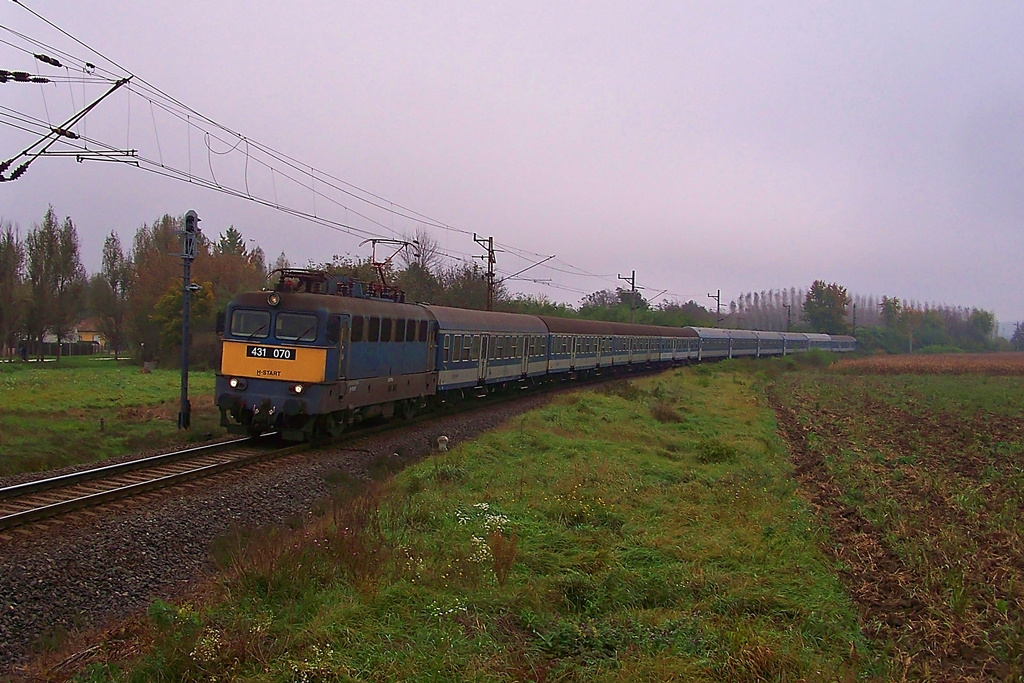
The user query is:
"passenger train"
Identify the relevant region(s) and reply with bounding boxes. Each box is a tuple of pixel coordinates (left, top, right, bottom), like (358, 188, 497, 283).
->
(216, 270, 856, 440)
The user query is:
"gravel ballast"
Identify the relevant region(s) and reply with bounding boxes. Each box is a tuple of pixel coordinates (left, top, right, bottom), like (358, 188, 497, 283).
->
(0, 395, 551, 676)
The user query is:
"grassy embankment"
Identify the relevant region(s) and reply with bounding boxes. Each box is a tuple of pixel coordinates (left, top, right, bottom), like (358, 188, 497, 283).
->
(770, 354, 1024, 681)
(0, 357, 218, 476)
(72, 364, 872, 681)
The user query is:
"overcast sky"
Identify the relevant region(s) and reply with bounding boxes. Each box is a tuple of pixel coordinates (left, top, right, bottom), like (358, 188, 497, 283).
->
(2, 1, 1023, 324)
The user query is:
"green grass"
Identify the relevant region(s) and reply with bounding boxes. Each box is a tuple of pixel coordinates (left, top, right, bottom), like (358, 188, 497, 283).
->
(78, 368, 872, 682)
(0, 357, 219, 475)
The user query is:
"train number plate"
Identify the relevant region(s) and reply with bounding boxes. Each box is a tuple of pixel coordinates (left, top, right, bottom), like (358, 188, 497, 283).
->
(246, 345, 296, 361)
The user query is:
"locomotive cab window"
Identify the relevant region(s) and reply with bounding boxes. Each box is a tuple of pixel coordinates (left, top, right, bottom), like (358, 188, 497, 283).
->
(275, 312, 318, 342)
(230, 309, 270, 339)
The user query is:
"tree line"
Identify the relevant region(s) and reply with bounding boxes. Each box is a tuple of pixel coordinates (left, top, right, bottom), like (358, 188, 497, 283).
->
(730, 281, 1002, 353)
(0, 208, 1009, 365)
(1, 208, 266, 365)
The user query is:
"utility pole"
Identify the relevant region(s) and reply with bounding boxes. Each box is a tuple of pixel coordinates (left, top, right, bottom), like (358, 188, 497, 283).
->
(179, 210, 200, 430)
(708, 289, 722, 320)
(618, 270, 637, 323)
(782, 303, 791, 331)
(473, 234, 496, 311)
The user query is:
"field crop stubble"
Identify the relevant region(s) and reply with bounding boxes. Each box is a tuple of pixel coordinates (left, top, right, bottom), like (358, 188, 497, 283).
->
(769, 355, 1024, 681)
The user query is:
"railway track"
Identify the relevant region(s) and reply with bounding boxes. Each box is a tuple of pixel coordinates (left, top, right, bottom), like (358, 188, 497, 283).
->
(0, 368, 656, 534)
(0, 436, 308, 531)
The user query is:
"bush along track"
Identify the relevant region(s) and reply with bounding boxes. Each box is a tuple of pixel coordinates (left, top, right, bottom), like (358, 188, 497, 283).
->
(767, 372, 1024, 682)
(62, 367, 869, 682)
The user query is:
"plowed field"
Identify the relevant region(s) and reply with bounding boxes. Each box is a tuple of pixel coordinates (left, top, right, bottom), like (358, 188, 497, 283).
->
(833, 352, 1024, 375)
(769, 363, 1024, 681)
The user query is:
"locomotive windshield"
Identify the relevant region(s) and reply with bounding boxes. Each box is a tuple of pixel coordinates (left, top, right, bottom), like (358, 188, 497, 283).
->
(276, 312, 319, 342)
(230, 309, 270, 339)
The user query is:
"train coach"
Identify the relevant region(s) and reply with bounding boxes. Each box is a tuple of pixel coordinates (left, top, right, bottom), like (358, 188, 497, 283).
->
(215, 270, 855, 440)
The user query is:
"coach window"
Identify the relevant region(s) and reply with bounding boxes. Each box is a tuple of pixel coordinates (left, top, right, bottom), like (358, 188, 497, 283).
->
(453, 335, 462, 362)
(463, 335, 472, 360)
(406, 319, 416, 342)
(395, 318, 406, 343)
(443, 334, 450, 363)
(506, 336, 512, 359)
(275, 312, 318, 342)
(471, 335, 480, 361)
(231, 309, 270, 339)
(381, 319, 393, 343)
(368, 317, 381, 342)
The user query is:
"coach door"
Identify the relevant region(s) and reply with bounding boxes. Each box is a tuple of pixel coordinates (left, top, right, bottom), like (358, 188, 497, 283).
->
(426, 322, 438, 372)
(478, 335, 489, 381)
(329, 315, 349, 380)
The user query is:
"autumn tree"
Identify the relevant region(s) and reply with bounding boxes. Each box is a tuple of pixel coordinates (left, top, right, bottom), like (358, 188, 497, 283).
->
(578, 288, 649, 322)
(23, 207, 86, 360)
(399, 227, 444, 272)
(92, 231, 132, 358)
(0, 221, 26, 360)
(802, 280, 850, 334)
(129, 214, 199, 361)
(150, 278, 216, 353)
(23, 213, 52, 358)
(879, 296, 901, 328)
(435, 263, 503, 310)
(394, 262, 442, 303)
(656, 299, 716, 327)
(272, 251, 290, 271)
(215, 225, 246, 256)
(207, 225, 267, 307)
(1012, 323, 1024, 351)
(48, 215, 87, 359)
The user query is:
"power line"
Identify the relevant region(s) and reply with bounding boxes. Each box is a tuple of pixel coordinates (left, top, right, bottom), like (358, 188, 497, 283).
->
(1, 2, 708, 308)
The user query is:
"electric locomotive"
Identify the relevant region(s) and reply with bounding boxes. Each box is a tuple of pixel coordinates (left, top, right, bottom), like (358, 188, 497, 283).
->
(216, 269, 436, 440)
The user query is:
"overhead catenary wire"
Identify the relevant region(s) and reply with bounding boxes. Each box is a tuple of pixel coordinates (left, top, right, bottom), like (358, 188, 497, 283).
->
(2, 1, 707, 306)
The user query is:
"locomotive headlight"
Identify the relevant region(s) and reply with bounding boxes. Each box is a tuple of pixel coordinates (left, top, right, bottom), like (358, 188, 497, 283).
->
(228, 377, 247, 390)
(267, 292, 281, 306)
(290, 383, 305, 394)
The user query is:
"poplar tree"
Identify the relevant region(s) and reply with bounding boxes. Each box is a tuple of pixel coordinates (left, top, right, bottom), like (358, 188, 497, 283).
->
(48, 215, 87, 359)
(94, 231, 132, 358)
(0, 221, 25, 359)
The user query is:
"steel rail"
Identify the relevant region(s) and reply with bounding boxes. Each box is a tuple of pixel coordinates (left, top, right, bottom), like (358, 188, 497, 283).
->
(0, 438, 305, 531)
(0, 435, 275, 502)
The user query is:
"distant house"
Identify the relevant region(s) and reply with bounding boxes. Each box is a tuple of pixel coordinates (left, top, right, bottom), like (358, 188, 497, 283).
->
(76, 319, 106, 349)
(41, 320, 106, 348)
